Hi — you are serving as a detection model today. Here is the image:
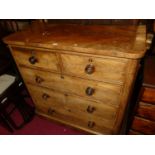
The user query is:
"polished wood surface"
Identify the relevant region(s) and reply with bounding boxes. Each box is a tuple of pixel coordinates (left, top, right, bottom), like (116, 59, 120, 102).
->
(11, 47, 60, 72)
(3, 23, 147, 134)
(131, 116, 155, 134)
(27, 84, 115, 134)
(141, 87, 155, 104)
(27, 84, 117, 122)
(61, 53, 127, 84)
(143, 55, 155, 87)
(136, 102, 155, 121)
(3, 23, 146, 59)
(19, 67, 122, 107)
(114, 59, 140, 133)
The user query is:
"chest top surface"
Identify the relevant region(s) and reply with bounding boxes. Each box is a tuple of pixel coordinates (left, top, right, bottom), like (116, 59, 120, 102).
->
(3, 22, 146, 59)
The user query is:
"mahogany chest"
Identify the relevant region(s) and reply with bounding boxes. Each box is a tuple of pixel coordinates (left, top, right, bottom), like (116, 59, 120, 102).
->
(3, 22, 147, 134)
(129, 55, 155, 134)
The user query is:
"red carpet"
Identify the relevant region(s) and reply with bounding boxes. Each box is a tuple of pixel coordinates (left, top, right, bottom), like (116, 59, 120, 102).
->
(0, 114, 86, 135)
(0, 91, 86, 135)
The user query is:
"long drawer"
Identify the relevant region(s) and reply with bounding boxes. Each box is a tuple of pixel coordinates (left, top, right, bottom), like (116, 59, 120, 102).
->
(11, 47, 60, 72)
(61, 53, 128, 84)
(141, 87, 155, 104)
(27, 84, 117, 133)
(37, 107, 113, 134)
(136, 102, 155, 121)
(131, 116, 155, 134)
(20, 67, 122, 107)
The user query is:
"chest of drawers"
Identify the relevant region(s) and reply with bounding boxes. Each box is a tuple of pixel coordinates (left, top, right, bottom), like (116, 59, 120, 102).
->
(3, 22, 147, 134)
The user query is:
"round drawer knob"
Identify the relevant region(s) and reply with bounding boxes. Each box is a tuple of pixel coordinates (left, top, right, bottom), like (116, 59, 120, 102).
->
(42, 93, 50, 100)
(85, 87, 95, 96)
(35, 76, 44, 84)
(88, 121, 95, 128)
(87, 105, 95, 113)
(29, 56, 38, 64)
(48, 108, 55, 115)
(85, 64, 95, 74)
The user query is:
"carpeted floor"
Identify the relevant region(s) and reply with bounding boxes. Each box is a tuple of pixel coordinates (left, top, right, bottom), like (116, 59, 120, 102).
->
(0, 91, 86, 135)
(0, 114, 86, 135)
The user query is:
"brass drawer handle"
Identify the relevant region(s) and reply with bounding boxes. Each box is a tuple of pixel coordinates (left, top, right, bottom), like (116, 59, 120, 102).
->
(42, 93, 50, 100)
(85, 87, 95, 96)
(87, 105, 96, 113)
(35, 76, 44, 84)
(85, 64, 95, 74)
(88, 121, 95, 128)
(29, 56, 38, 64)
(48, 108, 55, 115)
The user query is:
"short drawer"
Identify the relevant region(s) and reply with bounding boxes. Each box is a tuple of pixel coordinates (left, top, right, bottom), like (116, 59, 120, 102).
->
(141, 87, 155, 104)
(27, 84, 117, 131)
(131, 116, 155, 134)
(20, 67, 122, 107)
(11, 47, 59, 72)
(136, 102, 155, 121)
(61, 53, 128, 84)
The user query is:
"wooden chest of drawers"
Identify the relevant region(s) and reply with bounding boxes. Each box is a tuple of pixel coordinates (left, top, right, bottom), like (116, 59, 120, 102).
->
(3, 22, 147, 134)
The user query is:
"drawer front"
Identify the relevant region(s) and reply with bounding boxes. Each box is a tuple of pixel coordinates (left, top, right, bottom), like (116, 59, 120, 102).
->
(36, 105, 113, 134)
(131, 116, 155, 134)
(27, 84, 117, 132)
(20, 67, 121, 107)
(37, 106, 113, 134)
(11, 47, 59, 71)
(136, 102, 155, 121)
(61, 54, 127, 84)
(141, 87, 155, 104)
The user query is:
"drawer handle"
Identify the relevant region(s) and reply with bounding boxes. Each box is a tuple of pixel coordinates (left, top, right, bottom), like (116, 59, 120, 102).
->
(87, 105, 95, 113)
(29, 56, 38, 64)
(42, 93, 50, 100)
(48, 108, 55, 115)
(88, 121, 95, 128)
(86, 87, 95, 96)
(35, 76, 44, 84)
(85, 64, 95, 74)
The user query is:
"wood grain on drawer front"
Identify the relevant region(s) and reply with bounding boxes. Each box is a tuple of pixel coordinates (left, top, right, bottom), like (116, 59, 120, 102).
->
(61, 54, 128, 84)
(27, 84, 117, 131)
(141, 87, 155, 104)
(20, 67, 121, 107)
(131, 116, 155, 134)
(37, 108, 113, 134)
(11, 47, 59, 71)
(136, 102, 155, 121)
(37, 107, 113, 134)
